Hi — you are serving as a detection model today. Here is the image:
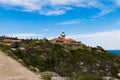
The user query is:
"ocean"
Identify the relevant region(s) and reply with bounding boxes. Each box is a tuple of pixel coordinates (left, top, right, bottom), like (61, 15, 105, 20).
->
(107, 50, 120, 56)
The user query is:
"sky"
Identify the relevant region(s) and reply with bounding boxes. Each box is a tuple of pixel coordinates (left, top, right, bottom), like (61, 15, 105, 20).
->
(0, 0, 120, 50)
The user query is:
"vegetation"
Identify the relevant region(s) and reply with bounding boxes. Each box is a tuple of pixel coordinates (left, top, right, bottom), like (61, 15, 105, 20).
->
(42, 74, 52, 80)
(0, 37, 120, 80)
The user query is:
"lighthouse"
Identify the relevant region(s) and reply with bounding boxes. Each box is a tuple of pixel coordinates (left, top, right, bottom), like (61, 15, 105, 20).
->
(51, 32, 77, 43)
(60, 32, 65, 39)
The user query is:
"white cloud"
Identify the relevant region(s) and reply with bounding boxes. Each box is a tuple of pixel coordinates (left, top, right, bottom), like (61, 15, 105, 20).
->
(67, 30, 120, 50)
(5, 33, 43, 39)
(114, 0, 120, 6)
(0, 0, 42, 11)
(0, 0, 119, 16)
(68, 29, 120, 40)
(49, 0, 76, 5)
(42, 10, 65, 16)
(57, 19, 81, 25)
(93, 9, 113, 18)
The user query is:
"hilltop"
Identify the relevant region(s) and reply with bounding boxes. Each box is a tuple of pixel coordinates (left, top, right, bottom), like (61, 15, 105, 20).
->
(0, 36, 120, 80)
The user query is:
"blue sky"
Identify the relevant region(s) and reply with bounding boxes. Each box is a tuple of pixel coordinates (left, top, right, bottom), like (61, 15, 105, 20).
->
(0, 0, 120, 50)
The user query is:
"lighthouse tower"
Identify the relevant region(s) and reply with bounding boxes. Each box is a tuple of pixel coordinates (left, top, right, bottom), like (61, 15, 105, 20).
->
(61, 32, 65, 39)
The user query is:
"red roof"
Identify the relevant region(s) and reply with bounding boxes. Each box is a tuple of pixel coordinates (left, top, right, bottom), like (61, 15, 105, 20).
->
(51, 38, 77, 43)
(65, 39, 77, 43)
(51, 38, 63, 41)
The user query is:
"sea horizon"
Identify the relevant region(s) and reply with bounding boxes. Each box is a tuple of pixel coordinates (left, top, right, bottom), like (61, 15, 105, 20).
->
(107, 50, 120, 56)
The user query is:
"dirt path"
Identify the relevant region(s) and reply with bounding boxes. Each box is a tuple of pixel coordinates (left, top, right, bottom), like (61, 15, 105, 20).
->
(0, 51, 43, 80)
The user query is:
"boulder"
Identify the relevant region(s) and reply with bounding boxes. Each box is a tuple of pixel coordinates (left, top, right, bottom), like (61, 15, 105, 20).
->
(40, 71, 60, 77)
(51, 77, 70, 80)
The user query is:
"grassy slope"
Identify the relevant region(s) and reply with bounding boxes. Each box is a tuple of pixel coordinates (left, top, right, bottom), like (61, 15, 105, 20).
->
(0, 38, 120, 80)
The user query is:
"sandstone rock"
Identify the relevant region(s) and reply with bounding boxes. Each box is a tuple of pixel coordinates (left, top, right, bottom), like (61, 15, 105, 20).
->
(51, 77, 70, 80)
